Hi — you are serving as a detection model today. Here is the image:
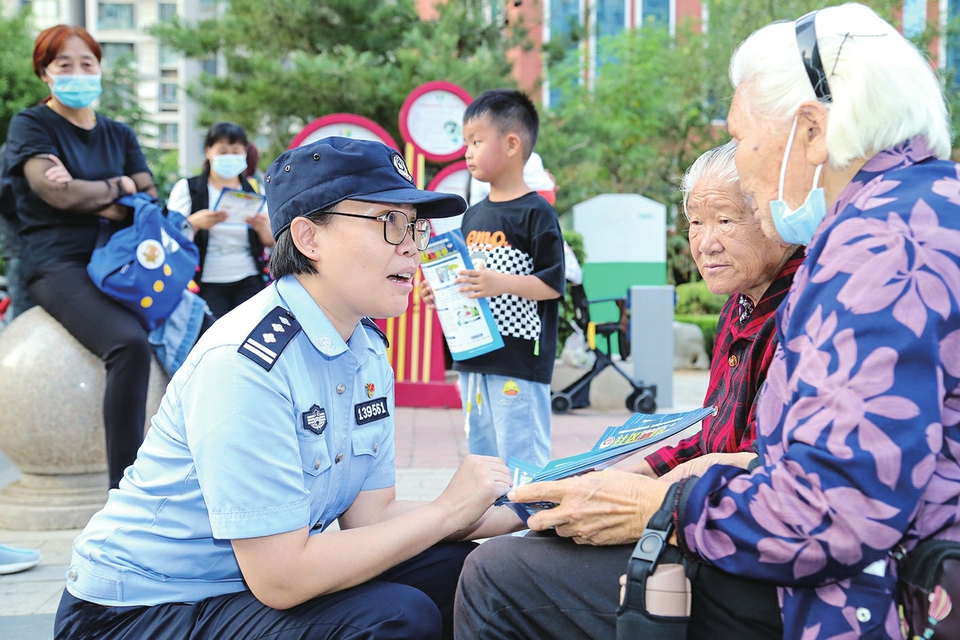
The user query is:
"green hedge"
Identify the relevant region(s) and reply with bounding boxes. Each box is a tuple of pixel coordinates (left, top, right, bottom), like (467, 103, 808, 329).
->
(674, 313, 720, 357)
(675, 281, 728, 315)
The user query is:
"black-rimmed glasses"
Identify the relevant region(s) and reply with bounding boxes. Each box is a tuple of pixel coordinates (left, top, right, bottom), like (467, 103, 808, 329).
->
(316, 210, 432, 250)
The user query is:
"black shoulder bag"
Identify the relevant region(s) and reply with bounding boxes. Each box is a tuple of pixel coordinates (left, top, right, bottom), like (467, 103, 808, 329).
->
(894, 539, 960, 639)
(617, 485, 697, 640)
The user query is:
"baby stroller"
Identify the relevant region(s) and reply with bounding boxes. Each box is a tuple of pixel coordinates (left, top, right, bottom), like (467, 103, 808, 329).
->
(551, 284, 657, 415)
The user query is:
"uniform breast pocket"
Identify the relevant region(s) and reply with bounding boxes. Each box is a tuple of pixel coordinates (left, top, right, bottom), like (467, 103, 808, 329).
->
(351, 397, 388, 459)
(298, 431, 331, 478)
(351, 420, 386, 460)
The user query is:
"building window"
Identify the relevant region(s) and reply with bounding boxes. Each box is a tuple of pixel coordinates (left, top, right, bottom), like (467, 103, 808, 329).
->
(101, 42, 135, 67)
(98, 3, 135, 30)
(201, 57, 218, 76)
(160, 82, 179, 109)
(548, 0, 582, 108)
(596, 0, 626, 66)
(902, 0, 926, 39)
(641, 0, 669, 28)
(948, 0, 960, 88)
(159, 44, 179, 67)
(159, 123, 179, 147)
(159, 3, 177, 22)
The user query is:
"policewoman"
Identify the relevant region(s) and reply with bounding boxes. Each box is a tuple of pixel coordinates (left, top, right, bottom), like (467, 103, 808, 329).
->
(54, 137, 522, 640)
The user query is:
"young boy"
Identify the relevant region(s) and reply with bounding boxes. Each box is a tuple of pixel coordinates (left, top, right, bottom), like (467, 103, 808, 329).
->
(54, 137, 520, 640)
(422, 89, 565, 468)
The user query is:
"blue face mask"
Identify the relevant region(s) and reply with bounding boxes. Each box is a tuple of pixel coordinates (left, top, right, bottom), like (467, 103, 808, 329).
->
(210, 154, 248, 180)
(769, 116, 826, 246)
(50, 73, 102, 109)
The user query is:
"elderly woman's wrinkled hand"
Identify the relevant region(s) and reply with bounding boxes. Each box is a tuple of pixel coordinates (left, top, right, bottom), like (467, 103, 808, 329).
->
(658, 452, 757, 483)
(509, 470, 671, 546)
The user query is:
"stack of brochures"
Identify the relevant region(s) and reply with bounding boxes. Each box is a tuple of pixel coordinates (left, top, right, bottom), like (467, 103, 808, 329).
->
(496, 405, 717, 524)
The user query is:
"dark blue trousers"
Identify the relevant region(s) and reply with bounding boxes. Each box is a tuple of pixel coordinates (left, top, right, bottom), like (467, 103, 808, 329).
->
(54, 541, 477, 640)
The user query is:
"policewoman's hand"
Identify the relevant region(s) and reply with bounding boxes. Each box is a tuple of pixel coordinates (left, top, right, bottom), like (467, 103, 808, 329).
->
(509, 470, 670, 546)
(438, 454, 513, 532)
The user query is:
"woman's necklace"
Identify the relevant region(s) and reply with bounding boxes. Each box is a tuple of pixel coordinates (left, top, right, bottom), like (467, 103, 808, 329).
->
(46, 100, 96, 129)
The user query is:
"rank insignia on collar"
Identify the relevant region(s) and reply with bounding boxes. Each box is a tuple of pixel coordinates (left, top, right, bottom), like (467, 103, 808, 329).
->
(365, 383, 375, 398)
(302, 404, 327, 435)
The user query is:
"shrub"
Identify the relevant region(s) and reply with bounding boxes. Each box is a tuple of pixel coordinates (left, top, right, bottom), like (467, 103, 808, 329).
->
(675, 281, 728, 315)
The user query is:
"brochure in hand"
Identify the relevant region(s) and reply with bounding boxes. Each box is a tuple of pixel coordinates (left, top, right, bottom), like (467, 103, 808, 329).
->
(495, 405, 717, 525)
(212, 188, 266, 225)
(419, 229, 504, 360)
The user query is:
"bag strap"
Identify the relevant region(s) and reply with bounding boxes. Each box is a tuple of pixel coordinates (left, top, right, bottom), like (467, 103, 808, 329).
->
(619, 483, 682, 616)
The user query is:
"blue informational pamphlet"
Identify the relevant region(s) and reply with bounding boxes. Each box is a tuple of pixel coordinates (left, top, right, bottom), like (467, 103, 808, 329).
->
(495, 406, 717, 525)
(419, 230, 504, 360)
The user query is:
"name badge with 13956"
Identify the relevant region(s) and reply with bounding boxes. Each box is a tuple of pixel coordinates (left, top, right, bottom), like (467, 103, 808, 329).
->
(355, 397, 389, 425)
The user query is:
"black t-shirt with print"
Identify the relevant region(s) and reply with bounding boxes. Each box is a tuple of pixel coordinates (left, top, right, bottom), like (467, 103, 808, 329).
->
(5, 104, 150, 282)
(452, 192, 565, 384)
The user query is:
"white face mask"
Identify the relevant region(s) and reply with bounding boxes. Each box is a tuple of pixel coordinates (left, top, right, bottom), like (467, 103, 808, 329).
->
(769, 116, 827, 246)
(210, 154, 247, 180)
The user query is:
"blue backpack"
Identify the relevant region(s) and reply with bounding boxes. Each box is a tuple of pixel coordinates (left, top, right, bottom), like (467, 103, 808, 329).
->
(87, 193, 200, 331)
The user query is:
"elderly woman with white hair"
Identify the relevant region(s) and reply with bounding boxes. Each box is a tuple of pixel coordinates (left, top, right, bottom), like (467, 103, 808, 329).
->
(457, 4, 960, 640)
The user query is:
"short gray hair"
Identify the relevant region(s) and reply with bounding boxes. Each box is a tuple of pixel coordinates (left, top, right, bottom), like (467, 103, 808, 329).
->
(680, 141, 740, 218)
(730, 3, 950, 168)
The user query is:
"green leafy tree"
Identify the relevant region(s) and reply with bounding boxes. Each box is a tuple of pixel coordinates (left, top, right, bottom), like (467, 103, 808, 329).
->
(150, 0, 525, 167)
(539, 0, 907, 285)
(100, 56, 178, 199)
(0, 8, 49, 145)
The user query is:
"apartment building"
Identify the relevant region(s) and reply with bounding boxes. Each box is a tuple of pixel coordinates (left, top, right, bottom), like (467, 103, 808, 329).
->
(3, 0, 213, 175)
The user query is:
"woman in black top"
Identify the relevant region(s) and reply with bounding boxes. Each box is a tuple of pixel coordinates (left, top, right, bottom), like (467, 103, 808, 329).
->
(4, 24, 157, 489)
(167, 122, 274, 318)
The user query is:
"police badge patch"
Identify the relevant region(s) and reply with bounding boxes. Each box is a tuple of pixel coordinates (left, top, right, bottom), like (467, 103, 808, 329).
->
(301, 404, 327, 435)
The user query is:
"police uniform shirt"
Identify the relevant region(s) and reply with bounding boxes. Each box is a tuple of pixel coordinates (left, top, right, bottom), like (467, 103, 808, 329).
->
(65, 275, 396, 606)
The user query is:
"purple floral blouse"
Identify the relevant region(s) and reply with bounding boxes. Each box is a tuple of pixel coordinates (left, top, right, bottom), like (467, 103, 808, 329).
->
(677, 137, 960, 639)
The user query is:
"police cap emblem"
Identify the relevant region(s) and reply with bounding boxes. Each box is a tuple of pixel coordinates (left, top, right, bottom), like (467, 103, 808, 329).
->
(392, 153, 414, 183)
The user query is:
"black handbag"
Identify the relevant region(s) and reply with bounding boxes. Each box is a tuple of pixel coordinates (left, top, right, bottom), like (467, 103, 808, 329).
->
(617, 485, 696, 640)
(895, 538, 960, 639)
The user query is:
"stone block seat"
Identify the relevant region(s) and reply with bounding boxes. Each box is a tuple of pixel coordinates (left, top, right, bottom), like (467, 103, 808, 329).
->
(0, 307, 168, 530)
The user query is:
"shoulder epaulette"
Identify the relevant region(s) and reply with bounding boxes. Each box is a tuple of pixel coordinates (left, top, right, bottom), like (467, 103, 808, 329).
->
(360, 317, 389, 347)
(239, 306, 302, 370)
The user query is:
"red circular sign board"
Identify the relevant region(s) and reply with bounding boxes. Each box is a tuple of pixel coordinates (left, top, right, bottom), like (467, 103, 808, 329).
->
(399, 81, 472, 162)
(288, 113, 399, 150)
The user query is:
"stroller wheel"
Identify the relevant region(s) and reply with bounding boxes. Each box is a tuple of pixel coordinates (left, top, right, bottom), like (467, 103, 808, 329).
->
(627, 388, 656, 414)
(551, 392, 573, 415)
